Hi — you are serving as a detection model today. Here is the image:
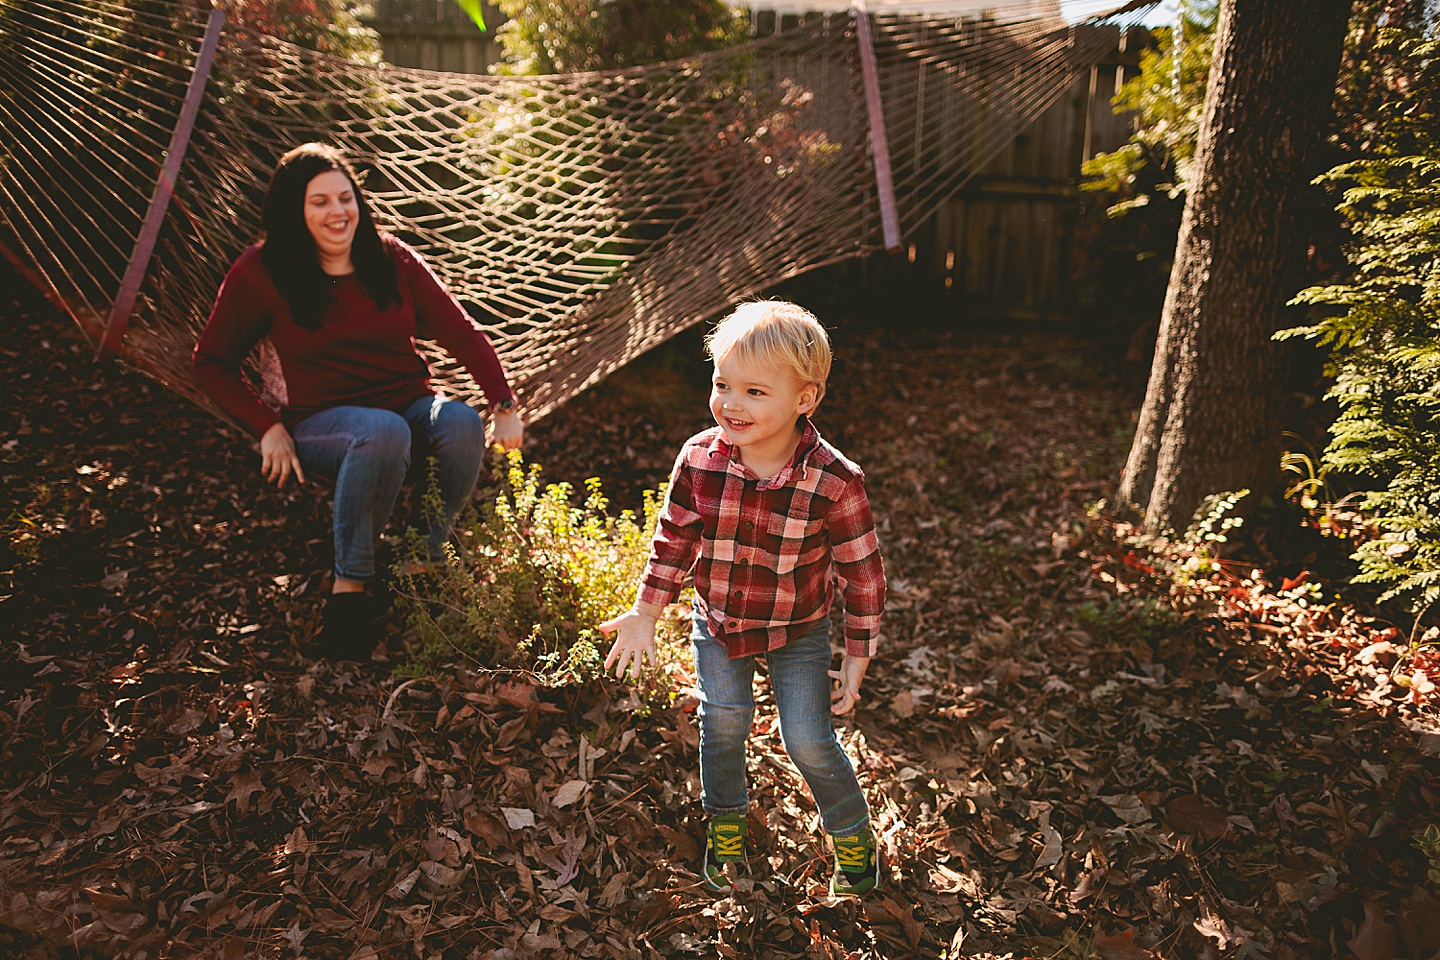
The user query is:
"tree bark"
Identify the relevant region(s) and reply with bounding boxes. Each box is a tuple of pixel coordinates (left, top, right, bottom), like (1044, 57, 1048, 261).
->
(1117, 0, 1351, 534)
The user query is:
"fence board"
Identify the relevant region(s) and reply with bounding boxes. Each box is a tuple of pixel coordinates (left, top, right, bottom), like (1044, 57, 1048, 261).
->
(916, 26, 1145, 320)
(364, 0, 506, 74)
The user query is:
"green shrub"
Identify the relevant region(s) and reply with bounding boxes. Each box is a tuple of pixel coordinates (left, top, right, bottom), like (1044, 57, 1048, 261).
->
(1281, 31, 1440, 610)
(393, 452, 689, 691)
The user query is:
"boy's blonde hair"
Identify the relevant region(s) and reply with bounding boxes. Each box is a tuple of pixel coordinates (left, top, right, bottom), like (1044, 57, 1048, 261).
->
(705, 300, 832, 407)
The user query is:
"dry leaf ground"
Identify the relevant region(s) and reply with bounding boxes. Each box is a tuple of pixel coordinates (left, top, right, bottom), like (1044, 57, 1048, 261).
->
(3, 264, 1439, 959)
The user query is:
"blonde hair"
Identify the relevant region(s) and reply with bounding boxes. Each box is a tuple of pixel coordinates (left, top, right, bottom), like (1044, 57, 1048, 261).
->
(705, 300, 832, 407)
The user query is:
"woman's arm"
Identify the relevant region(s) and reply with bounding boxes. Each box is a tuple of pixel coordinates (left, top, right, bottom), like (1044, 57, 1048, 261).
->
(192, 252, 283, 440)
(396, 241, 521, 444)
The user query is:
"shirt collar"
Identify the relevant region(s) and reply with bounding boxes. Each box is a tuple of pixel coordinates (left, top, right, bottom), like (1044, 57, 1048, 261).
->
(707, 418, 820, 487)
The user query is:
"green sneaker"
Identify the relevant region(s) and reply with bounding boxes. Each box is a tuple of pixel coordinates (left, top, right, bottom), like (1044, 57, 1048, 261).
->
(830, 826, 878, 897)
(702, 814, 749, 893)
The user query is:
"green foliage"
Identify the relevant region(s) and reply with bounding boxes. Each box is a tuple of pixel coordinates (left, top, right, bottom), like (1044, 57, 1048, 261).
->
(1415, 824, 1440, 886)
(1183, 489, 1249, 554)
(491, 0, 748, 75)
(1072, 2, 1426, 334)
(1081, 3, 1216, 209)
(213, 0, 381, 62)
(394, 453, 687, 693)
(1281, 31, 1440, 610)
(1071, 597, 1180, 647)
(1072, 4, 1215, 332)
(1168, 489, 1249, 582)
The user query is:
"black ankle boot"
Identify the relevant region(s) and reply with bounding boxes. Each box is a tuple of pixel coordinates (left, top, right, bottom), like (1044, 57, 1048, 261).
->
(311, 592, 382, 661)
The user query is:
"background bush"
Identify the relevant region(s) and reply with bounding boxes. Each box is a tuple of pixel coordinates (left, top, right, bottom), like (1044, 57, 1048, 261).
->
(1283, 28, 1440, 610)
(395, 452, 690, 691)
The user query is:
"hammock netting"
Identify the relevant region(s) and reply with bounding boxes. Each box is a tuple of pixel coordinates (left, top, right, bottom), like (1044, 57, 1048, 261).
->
(0, 0, 1146, 425)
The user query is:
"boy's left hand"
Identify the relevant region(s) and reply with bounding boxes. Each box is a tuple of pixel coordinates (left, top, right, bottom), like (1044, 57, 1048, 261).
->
(828, 654, 870, 715)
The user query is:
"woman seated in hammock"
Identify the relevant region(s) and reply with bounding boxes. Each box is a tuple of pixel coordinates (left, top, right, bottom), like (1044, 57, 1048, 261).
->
(193, 142, 523, 660)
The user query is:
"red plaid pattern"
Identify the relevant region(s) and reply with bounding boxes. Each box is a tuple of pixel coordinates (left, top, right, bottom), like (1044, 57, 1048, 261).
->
(636, 421, 886, 658)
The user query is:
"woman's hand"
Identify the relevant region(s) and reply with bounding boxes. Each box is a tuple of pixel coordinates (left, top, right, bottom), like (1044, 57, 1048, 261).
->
(490, 410, 524, 451)
(260, 422, 306, 487)
(829, 654, 870, 715)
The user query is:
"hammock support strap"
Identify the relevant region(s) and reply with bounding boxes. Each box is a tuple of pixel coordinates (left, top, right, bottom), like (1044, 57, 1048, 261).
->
(853, 0, 902, 254)
(98, 6, 226, 362)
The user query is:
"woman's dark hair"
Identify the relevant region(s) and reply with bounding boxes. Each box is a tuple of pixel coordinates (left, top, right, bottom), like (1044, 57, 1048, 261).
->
(259, 142, 399, 329)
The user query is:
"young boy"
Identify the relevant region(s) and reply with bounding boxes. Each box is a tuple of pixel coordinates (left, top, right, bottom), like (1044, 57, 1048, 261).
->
(600, 300, 886, 897)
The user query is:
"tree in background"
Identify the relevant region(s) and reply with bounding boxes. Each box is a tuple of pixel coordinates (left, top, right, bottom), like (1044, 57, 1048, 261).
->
(490, 0, 747, 74)
(1115, 0, 1351, 534)
(1077, 1, 1424, 354)
(209, 0, 381, 61)
(1283, 27, 1440, 610)
(1074, 3, 1215, 349)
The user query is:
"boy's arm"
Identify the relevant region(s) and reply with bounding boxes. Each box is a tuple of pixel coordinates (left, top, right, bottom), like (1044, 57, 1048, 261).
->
(828, 476, 886, 659)
(633, 450, 704, 616)
(600, 449, 703, 677)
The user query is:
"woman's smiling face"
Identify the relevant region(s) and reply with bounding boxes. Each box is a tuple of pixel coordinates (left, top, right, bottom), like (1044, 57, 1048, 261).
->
(302, 169, 359, 267)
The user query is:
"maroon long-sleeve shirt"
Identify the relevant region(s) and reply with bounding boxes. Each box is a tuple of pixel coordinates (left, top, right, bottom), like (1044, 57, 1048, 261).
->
(193, 236, 514, 439)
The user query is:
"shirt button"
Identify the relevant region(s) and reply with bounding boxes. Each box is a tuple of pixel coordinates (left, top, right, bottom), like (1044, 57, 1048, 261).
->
(737, 558, 749, 566)
(744, 520, 754, 529)
(733, 590, 743, 599)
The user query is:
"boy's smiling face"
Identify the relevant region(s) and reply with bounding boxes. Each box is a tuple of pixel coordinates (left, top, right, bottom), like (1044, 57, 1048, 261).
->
(710, 352, 818, 473)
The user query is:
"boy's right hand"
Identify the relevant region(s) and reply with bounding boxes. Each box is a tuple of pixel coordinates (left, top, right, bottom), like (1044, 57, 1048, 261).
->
(599, 609, 659, 679)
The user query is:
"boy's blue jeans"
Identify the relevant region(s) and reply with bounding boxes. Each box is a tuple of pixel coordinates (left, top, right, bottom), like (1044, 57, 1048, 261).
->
(692, 605, 871, 836)
(291, 395, 486, 582)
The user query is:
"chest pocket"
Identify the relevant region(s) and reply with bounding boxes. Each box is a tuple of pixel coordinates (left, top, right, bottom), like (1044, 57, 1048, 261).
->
(766, 511, 825, 574)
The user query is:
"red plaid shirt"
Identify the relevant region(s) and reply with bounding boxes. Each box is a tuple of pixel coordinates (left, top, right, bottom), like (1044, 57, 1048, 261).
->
(635, 421, 886, 659)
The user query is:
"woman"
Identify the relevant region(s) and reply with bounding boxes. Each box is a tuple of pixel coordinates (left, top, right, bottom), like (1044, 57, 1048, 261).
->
(194, 142, 523, 659)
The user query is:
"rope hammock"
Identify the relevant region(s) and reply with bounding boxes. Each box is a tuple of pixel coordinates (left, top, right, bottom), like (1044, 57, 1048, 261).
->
(0, 0, 1148, 426)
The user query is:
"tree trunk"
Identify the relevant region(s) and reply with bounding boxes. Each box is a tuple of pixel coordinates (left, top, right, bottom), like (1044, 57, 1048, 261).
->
(1117, 0, 1351, 534)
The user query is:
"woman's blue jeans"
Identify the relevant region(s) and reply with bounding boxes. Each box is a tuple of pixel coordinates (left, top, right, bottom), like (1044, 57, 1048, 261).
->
(290, 395, 486, 582)
(691, 606, 870, 836)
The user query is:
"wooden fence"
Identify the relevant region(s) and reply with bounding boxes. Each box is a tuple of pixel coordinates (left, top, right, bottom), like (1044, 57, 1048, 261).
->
(361, 3, 1144, 320)
(914, 29, 1143, 320)
(363, 0, 506, 74)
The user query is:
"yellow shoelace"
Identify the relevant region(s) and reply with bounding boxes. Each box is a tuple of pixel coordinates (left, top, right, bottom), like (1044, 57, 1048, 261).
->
(710, 824, 745, 860)
(833, 835, 871, 871)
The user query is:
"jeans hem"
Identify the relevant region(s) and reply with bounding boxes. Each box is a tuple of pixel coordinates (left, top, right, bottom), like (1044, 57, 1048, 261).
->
(701, 803, 749, 818)
(333, 567, 376, 584)
(825, 812, 871, 838)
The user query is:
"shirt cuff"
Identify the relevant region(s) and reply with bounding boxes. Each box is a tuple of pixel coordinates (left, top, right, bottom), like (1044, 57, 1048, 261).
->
(844, 634, 879, 658)
(633, 600, 666, 620)
(635, 581, 679, 616)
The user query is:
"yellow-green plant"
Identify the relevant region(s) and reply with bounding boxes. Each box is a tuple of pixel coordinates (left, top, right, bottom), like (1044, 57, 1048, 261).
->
(1415, 824, 1440, 887)
(394, 452, 687, 691)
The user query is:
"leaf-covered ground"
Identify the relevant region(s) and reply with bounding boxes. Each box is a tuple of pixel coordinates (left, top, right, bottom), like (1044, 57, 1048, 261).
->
(3, 267, 1439, 959)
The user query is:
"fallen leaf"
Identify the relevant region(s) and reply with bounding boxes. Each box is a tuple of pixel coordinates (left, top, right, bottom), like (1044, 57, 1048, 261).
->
(1101, 794, 1150, 825)
(1348, 901, 1398, 960)
(553, 779, 587, 809)
(1093, 928, 1157, 959)
(1034, 821, 1063, 870)
(226, 769, 265, 816)
(598, 873, 630, 908)
(501, 807, 536, 830)
(1167, 795, 1228, 840)
(166, 709, 205, 736)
